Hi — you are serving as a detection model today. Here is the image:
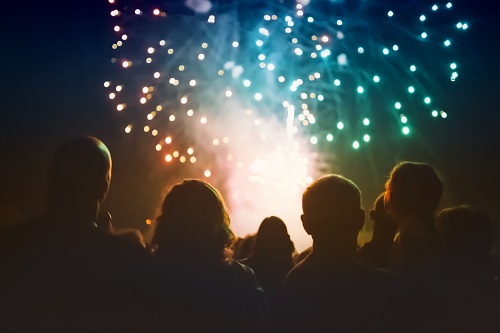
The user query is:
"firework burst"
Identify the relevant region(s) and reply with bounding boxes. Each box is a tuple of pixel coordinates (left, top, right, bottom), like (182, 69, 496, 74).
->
(104, 0, 468, 249)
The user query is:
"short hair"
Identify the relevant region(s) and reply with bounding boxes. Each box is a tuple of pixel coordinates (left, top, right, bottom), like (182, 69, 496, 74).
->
(384, 161, 443, 219)
(48, 136, 112, 201)
(154, 179, 234, 261)
(437, 206, 494, 258)
(302, 174, 362, 225)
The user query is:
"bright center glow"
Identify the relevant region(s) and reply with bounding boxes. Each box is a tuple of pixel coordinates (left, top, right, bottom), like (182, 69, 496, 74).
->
(104, 0, 469, 251)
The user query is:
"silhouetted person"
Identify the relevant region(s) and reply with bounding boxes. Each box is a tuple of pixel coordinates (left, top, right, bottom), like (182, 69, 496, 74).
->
(233, 233, 256, 261)
(282, 174, 398, 333)
(151, 179, 267, 332)
(0, 136, 148, 333)
(241, 216, 295, 309)
(437, 206, 494, 275)
(384, 161, 443, 271)
(435, 206, 500, 332)
(358, 192, 398, 268)
(384, 162, 447, 332)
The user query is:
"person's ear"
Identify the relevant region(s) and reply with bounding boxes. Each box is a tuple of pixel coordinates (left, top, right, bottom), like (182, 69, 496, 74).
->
(301, 214, 312, 235)
(369, 209, 376, 221)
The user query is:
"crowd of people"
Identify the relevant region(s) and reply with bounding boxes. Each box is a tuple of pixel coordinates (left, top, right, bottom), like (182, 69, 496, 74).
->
(0, 136, 499, 333)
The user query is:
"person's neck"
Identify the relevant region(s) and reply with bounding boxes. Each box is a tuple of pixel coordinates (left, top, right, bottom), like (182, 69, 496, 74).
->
(47, 201, 99, 225)
(312, 238, 358, 259)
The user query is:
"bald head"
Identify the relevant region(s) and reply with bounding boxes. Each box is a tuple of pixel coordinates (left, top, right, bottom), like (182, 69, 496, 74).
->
(48, 136, 112, 216)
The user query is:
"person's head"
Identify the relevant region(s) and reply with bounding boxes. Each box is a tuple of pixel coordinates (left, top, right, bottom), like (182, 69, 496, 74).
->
(369, 192, 398, 242)
(301, 174, 364, 248)
(47, 136, 112, 220)
(153, 179, 234, 261)
(233, 234, 256, 261)
(437, 206, 494, 265)
(384, 161, 443, 221)
(253, 216, 294, 261)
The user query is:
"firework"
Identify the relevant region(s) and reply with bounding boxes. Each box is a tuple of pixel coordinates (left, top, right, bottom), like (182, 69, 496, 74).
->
(104, 0, 467, 249)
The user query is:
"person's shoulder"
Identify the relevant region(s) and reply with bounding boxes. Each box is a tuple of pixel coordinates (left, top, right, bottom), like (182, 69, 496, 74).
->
(95, 229, 149, 258)
(225, 260, 265, 290)
(353, 257, 397, 279)
(228, 259, 257, 278)
(284, 253, 314, 287)
(238, 256, 254, 268)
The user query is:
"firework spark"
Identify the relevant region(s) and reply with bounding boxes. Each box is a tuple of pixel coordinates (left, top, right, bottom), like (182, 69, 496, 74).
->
(104, 0, 467, 249)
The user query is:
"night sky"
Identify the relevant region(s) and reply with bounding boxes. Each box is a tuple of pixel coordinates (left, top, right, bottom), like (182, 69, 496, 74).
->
(1, 0, 499, 248)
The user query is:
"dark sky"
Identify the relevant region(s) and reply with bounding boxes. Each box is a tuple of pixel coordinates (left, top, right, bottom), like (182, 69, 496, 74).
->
(1, 0, 499, 245)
